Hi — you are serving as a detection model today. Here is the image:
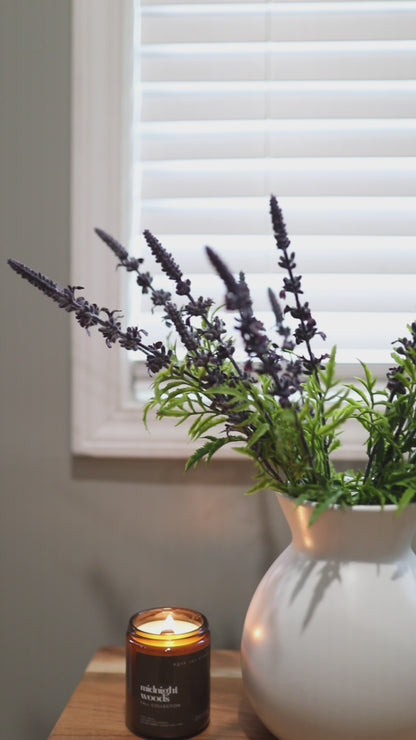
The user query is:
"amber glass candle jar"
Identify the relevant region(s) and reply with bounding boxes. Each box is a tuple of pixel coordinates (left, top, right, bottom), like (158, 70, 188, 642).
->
(126, 607, 210, 739)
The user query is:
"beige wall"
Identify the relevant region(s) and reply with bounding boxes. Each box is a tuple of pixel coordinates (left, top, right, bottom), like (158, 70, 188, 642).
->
(0, 3, 291, 738)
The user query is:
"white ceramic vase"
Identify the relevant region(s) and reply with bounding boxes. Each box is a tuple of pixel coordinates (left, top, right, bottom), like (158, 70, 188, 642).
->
(241, 493, 416, 740)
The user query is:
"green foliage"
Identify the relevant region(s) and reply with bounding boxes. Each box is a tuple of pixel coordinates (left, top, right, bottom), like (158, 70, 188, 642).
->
(10, 197, 416, 521)
(144, 320, 416, 517)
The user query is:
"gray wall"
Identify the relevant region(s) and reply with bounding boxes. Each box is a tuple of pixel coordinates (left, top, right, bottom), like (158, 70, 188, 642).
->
(0, 3, 290, 738)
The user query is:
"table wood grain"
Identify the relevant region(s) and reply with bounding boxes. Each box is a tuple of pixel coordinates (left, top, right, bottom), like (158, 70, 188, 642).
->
(48, 647, 275, 739)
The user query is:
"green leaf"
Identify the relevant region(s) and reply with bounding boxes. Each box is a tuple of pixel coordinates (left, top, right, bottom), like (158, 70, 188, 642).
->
(244, 479, 274, 495)
(246, 422, 270, 448)
(308, 489, 345, 525)
(184, 436, 240, 471)
(397, 486, 416, 513)
(188, 412, 226, 439)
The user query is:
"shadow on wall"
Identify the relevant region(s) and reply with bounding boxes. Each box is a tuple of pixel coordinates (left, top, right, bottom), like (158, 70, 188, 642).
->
(71, 455, 292, 648)
(71, 456, 291, 572)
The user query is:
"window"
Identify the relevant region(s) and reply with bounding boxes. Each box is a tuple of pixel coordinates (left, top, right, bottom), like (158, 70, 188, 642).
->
(71, 0, 416, 458)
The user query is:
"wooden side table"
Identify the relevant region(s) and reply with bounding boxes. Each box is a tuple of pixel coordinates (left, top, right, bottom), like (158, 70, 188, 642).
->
(48, 647, 274, 739)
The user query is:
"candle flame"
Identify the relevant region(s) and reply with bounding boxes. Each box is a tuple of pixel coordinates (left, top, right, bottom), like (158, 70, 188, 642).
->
(161, 612, 176, 634)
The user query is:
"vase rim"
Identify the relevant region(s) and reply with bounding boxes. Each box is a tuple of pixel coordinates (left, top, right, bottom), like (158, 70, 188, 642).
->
(275, 491, 416, 513)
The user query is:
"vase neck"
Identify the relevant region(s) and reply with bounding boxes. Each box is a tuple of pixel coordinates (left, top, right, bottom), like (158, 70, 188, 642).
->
(277, 494, 416, 562)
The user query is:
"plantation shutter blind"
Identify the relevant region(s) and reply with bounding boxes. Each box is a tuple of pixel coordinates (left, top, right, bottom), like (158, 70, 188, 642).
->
(129, 0, 416, 395)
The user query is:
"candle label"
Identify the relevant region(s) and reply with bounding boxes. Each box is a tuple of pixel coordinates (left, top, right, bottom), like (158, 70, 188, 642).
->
(130, 646, 210, 738)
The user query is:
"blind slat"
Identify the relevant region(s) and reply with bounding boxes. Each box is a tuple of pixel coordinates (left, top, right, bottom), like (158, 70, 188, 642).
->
(134, 234, 416, 274)
(142, 42, 416, 82)
(141, 196, 416, 234)
(141, 120, 416, 159)
(134, 272, 416, 312)
(141, 157, 416, 198)
(142, 81, 416, 121)
(130, 310, 413, 365)
(142, 3, 416, 43)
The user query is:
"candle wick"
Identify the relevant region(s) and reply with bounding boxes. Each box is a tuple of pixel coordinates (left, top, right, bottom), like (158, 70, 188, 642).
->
(160, 629, 175, 635)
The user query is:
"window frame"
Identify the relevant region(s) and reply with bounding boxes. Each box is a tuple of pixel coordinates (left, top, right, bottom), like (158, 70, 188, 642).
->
(71, 0, 401, 461)
(71, 0, 198, 457)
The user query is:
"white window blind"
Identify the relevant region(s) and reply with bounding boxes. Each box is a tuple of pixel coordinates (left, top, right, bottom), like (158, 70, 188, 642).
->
(129, 0, 416, 399)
